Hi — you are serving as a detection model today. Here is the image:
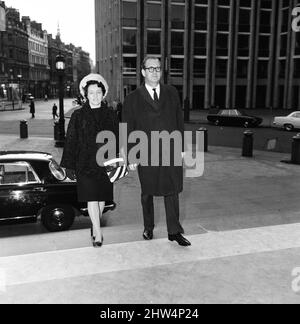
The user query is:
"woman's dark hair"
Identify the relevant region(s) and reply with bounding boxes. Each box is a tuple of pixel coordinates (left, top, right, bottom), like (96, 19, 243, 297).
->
(84, 81, 106, 99)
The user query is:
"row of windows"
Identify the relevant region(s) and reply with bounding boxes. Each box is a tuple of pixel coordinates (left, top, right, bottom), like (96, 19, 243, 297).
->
(29, 70, 49, 81)
(122, 0, 287, 32)
(121, 56, 292, 78)
(29, 54, 48, 66)
(122, 28, 291, 58)
(29, 41, 48, 54)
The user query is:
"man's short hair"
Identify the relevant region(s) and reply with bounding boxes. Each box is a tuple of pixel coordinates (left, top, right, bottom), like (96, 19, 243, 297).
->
(141, 56, 161, 70)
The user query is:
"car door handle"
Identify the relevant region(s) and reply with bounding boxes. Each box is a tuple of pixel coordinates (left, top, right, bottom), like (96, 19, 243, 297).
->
(33, 187, 46, 192)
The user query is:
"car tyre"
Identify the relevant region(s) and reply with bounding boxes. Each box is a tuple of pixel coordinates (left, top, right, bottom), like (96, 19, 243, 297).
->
(284, 124, 294, 132)
(41, 205, 75, 232)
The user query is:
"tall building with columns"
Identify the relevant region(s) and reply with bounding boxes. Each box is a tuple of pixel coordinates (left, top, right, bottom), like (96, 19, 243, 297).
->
(95, 0, 300, 110)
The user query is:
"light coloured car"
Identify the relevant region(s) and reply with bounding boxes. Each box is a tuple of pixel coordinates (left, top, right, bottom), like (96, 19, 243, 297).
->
(273, 112, 300, 131)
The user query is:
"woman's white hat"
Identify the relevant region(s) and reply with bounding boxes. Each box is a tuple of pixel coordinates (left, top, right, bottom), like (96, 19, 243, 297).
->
(79, 73, 109, 99)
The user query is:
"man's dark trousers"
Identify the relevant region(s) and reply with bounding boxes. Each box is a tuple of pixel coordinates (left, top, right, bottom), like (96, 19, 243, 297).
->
(141, 194, 184, 235)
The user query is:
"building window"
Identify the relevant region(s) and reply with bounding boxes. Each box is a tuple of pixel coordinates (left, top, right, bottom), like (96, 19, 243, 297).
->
(171, 4, 185, 30)
(194, 32, 206, 55)
(170, 58, 184, 76)
(122, 0, 137, 27)
(216, 33, 228, 56)
(257, 60, 268, 78)
(147, 2, 162, 28)
(217, 7, 230, 31)
(294, 58, 300, 78)
(239, 8, 251, 32)
(193, 59, 206, 77)
(237, 34, 249, 56)
(258, 35, 270, 57)
(171, 31, 184, 55)
(195, 5, 208, 30)
(123, 56, 137, 76)
(147, 30, 161, 55)
(123, 29, 137, 54)
(216, 59, 227, 77)
(259, 9, 271, 34)
(237, 60, 248, 78)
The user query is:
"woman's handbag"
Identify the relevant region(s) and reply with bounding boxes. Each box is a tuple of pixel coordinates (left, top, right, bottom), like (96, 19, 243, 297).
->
(103, 157, 129, 183)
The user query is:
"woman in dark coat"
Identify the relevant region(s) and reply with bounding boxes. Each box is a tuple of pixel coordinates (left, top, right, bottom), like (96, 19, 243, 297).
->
(29, 99, 35, 118)
(61, 74, 119, 247)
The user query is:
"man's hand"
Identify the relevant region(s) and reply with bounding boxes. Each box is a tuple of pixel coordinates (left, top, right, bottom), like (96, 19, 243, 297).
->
(66, 169, 76, 180)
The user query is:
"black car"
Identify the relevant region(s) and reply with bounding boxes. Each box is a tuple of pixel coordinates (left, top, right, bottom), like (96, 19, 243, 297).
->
(207, 109, 263, 128)
(0, 151, 116, 232)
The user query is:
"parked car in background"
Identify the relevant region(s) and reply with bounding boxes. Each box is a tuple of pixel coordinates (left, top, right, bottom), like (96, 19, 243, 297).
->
(207, 109, 263, 128)
(0, 152, 116, 232)
(273, 112, 300, 131)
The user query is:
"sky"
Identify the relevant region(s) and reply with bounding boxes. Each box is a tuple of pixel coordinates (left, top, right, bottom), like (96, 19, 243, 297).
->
(5, 0, 96, 63)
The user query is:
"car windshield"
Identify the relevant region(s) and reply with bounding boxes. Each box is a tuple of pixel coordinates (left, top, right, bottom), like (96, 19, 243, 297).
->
(219, 110, 242, 117)
(49, 159, 66, 181)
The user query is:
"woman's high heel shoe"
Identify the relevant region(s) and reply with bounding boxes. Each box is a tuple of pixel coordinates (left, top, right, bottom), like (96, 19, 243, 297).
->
(93, 236, 104, 248)
(91, 227, 103, 247)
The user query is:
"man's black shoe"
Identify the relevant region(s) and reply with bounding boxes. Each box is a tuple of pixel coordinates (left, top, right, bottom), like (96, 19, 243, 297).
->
(168, 233, 191, 247)
(143, 230, 154, 241)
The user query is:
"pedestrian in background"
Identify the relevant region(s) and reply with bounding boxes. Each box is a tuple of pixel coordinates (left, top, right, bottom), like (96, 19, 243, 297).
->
(123, 55, 191, 247)
(52, 103, 59, 119)
(29, 99, 35, 119)
(61, 74, 119, 248)
(117, 100, 123, 122)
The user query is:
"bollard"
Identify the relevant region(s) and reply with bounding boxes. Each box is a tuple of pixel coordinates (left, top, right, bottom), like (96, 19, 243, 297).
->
(198, 128, 208, 153)
(54, 121, 60, 141)
(20, 120, 28, 139)
(291, 134, 300, 165)
(242, 130, 254, 157)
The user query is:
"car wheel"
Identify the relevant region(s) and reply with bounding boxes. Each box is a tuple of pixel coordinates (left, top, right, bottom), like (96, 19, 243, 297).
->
(284, 124, 294, 132)
(41, 205, 75, 232)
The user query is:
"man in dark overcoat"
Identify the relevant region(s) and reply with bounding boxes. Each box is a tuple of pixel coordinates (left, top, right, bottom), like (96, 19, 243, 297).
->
(123, 56, 191, 247)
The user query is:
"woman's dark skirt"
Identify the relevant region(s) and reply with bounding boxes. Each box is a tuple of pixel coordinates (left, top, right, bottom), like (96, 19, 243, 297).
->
(77, 173, 113, 203)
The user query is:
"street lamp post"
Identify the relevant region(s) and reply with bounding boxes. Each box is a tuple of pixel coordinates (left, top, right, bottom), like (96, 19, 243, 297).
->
(9, 69, 14, 111)
(55, 53, 66, 148)
(17, 74, 22, 105)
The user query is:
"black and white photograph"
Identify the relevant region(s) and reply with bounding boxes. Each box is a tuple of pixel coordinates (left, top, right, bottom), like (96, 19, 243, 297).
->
(0, 0, 300, 306)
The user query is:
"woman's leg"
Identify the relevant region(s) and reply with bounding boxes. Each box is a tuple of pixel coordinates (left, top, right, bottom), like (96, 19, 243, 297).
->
(88, 202, 102, 242)
(98, 202, 105, 217)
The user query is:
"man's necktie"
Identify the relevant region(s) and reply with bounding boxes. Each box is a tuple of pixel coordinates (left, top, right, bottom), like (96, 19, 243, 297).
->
(153, 88, 159, 102)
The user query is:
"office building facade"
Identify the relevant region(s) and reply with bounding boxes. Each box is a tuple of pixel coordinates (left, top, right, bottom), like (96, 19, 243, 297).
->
(95, 0, 300, 110)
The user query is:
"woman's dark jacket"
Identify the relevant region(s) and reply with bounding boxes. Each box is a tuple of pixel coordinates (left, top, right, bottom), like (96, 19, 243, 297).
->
(61, 102, 119, 178)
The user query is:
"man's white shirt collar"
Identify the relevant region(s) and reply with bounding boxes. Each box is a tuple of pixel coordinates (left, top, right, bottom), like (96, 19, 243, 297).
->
(145, 83, 160, 100)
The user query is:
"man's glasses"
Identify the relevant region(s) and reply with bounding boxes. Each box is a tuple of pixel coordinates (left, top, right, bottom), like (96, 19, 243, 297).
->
(144, 67, 162, 73)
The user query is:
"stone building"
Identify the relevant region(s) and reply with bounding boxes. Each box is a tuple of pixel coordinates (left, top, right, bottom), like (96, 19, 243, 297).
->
(22, 17, 50, 99)
(0, 5, 29, 101)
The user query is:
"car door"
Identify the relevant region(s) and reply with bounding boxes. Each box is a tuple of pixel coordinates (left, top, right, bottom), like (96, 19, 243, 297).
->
(0, 162, 47, 220)
(293, 113, 300, 128)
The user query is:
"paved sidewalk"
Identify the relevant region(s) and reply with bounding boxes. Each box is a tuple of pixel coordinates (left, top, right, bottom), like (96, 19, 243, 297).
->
(0, 135, 300, 304)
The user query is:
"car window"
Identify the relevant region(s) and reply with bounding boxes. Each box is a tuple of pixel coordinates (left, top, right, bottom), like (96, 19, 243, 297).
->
(0, 162, 40, 185)
(49, 159, 66, 181)
(220, 110, 229, 116)
(293, 113, 300, 118)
